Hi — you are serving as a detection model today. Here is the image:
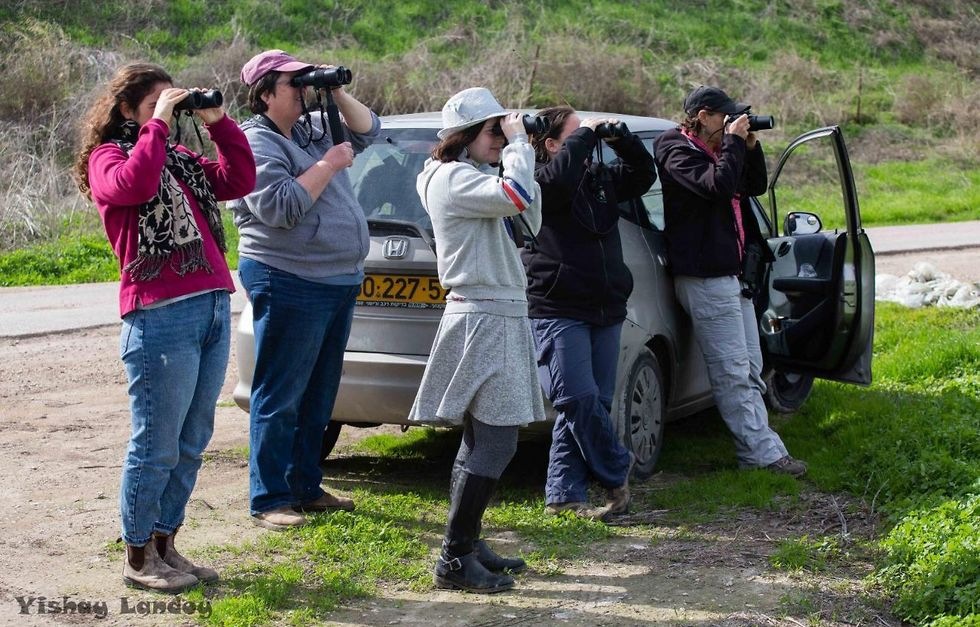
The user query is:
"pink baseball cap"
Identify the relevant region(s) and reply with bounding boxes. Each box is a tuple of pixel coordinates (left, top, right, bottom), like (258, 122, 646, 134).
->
(241, 49, 315, 86)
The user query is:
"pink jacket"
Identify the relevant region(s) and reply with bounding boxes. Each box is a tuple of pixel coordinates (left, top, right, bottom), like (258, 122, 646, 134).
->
(88, 116, 256, 317)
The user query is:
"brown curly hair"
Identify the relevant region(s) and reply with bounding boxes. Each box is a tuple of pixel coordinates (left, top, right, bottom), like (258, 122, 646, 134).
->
(73, 63, 173, 199)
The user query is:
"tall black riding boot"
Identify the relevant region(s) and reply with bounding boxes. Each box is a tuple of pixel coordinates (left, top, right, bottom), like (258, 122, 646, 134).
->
(449, 460, 526, 574)
(435, 471, 515, 593)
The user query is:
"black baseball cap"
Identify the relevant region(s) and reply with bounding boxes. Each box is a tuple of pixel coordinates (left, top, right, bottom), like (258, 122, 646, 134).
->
(683, 86, 750, 115)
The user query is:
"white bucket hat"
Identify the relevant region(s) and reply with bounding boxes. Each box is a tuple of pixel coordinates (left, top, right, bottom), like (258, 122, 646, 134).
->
(438, 87, 507, 139)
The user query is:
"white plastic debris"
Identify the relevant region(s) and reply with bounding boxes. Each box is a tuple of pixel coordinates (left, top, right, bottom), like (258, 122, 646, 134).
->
(875, 262, 980, 309)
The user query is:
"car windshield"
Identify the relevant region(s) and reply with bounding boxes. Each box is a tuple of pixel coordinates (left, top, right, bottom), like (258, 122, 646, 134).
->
(350, 128, 438, 233)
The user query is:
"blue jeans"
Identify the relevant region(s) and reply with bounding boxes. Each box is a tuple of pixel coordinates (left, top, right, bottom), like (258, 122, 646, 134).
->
(239, 258, 359, 514)
(673, 275, 788, 467)
(119, 290, 230, 545)
(531, 318, 631, 505)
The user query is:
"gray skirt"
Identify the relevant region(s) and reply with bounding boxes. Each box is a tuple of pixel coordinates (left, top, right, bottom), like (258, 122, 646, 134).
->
(409, 310, 546, 427)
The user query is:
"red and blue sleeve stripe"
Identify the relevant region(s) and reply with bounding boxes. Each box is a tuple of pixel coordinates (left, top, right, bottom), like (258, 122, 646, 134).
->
(501, 177, 532, 212)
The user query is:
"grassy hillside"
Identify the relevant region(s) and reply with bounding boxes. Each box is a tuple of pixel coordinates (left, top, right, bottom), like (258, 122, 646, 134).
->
(0, 0, 976, 255)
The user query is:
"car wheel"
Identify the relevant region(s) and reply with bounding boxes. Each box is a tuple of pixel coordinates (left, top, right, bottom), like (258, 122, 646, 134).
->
(763, 370, 815, 414)
(615, 350, 666, 480)
(319, 421, 343, 463)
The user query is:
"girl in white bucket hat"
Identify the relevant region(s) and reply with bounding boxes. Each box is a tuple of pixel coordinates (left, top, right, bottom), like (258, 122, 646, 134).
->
(411, 87, 546, 593)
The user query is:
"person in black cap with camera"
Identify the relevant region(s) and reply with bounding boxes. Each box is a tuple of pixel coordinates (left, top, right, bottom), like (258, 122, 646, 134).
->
(654, 86, 806, 478)
(524, 106, 656, 520)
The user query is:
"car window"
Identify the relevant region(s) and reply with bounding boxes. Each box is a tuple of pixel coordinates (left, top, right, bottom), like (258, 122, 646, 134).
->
(350, 129, 437, 231)
(760, 136, 848, 234)
(639, 136, 664, 230)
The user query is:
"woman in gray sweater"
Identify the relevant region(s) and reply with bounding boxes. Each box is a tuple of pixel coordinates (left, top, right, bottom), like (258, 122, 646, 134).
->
(411, 87, 545, 593)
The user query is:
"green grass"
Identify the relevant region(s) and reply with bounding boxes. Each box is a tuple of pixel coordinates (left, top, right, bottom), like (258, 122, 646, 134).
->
(195, 429, 609, 625)
(0, 0, 930, 66)
(191, 304, 976, 624)
(0, 235, 118, 286)
(634, 303, 979, 623)
(773, 158, 980, 230)
(0, 211, 239, 286)
(858, 160, 980, 226)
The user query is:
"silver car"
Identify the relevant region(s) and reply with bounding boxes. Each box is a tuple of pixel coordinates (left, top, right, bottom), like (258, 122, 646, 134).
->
(234, 112, 875, 478)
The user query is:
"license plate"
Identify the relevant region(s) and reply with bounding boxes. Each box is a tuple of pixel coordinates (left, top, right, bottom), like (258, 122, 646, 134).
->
(357, 273, 447, 308)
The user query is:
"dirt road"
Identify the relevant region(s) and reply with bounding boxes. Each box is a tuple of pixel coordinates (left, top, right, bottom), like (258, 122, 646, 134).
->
(0, 317, 907, 626)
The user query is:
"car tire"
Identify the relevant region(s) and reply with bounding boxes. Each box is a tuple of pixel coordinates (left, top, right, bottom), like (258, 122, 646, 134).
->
(763, 370, 815, 414)
(615, 349, 666, 480)
(319, 421, 343, 463)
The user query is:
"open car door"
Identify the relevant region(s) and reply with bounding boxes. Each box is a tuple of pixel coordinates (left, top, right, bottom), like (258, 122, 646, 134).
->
(758, 126, 874, 385)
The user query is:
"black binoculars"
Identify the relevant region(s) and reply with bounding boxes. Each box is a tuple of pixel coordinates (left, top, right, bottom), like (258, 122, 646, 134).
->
(725, 113, 776, 131)
(522, 114, 550, 135)
(595, 121, 630, 139)
(290, 66, 353, 90)
(173, 89, 223, 111)
(492, 114, 551, 137)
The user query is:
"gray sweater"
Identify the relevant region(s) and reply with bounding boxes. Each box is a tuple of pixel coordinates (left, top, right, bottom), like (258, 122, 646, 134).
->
(416, 138, 542, 313)
(230, 113, 381, 279)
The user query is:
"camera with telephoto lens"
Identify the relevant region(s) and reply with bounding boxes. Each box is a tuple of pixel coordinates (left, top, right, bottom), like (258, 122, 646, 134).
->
(595, 121, 630, 139)
(173, 89, 223, 111)
(725, 113, 775, 131)
(290, 66, 353, 89)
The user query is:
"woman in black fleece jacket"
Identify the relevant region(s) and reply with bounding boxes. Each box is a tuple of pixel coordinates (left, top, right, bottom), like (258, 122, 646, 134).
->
(523, 106, 656, 520)
(654, 85, 806, 478)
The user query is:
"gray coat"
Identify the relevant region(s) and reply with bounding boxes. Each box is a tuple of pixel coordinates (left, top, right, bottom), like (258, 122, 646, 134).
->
(230, 113, 381, 279)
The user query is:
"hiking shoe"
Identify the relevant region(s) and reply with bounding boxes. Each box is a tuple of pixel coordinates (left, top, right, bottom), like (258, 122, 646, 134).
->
(604, 485, 631, 516)
(605, 451, 636, 515)
(295, 491, 355, 512)
(766, 455, 807, 478)
(545, 502, 612, 521)
(253, 506, 307, 530)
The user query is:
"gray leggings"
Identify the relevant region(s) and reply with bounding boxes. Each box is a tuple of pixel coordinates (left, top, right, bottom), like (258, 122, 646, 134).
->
(454, 416, 519, 479)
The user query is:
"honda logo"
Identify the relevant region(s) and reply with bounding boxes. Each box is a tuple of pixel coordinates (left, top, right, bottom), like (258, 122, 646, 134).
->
(382, 236, 409, 259)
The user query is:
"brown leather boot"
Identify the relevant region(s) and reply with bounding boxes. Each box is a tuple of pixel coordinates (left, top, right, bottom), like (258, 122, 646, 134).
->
(153, 528, 219, 583)
(123, 541, 198, 593)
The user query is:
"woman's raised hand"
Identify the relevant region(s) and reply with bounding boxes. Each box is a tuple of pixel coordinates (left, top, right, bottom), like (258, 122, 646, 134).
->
(152, 88, 189, 122)
(499, 112, 525, 141)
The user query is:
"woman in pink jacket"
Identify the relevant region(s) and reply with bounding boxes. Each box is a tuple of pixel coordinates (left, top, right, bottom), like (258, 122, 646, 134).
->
(74, 63, 255, 593)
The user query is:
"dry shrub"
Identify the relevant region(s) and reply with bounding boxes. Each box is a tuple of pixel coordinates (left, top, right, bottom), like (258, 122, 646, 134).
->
(0, 115, 88, 250)
(748, 52, 848, 127)
(0, 19, 96, 121)
(0, 26, 127, 248)
(174, 32, 257, 118)
(894, 75, 980, 157)
(349, 23, 672, 118)
(529, 34, 669, 115)
(351, 24, 532, 115)
(906, 0, 980, 77)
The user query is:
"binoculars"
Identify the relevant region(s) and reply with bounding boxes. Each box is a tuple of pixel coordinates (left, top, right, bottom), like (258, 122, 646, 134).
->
(290, 67, 353, 90)
(173, 89, 223, 111)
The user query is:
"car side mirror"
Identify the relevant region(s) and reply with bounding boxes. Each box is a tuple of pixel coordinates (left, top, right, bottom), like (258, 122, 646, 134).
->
(783, 212, 822, 236)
